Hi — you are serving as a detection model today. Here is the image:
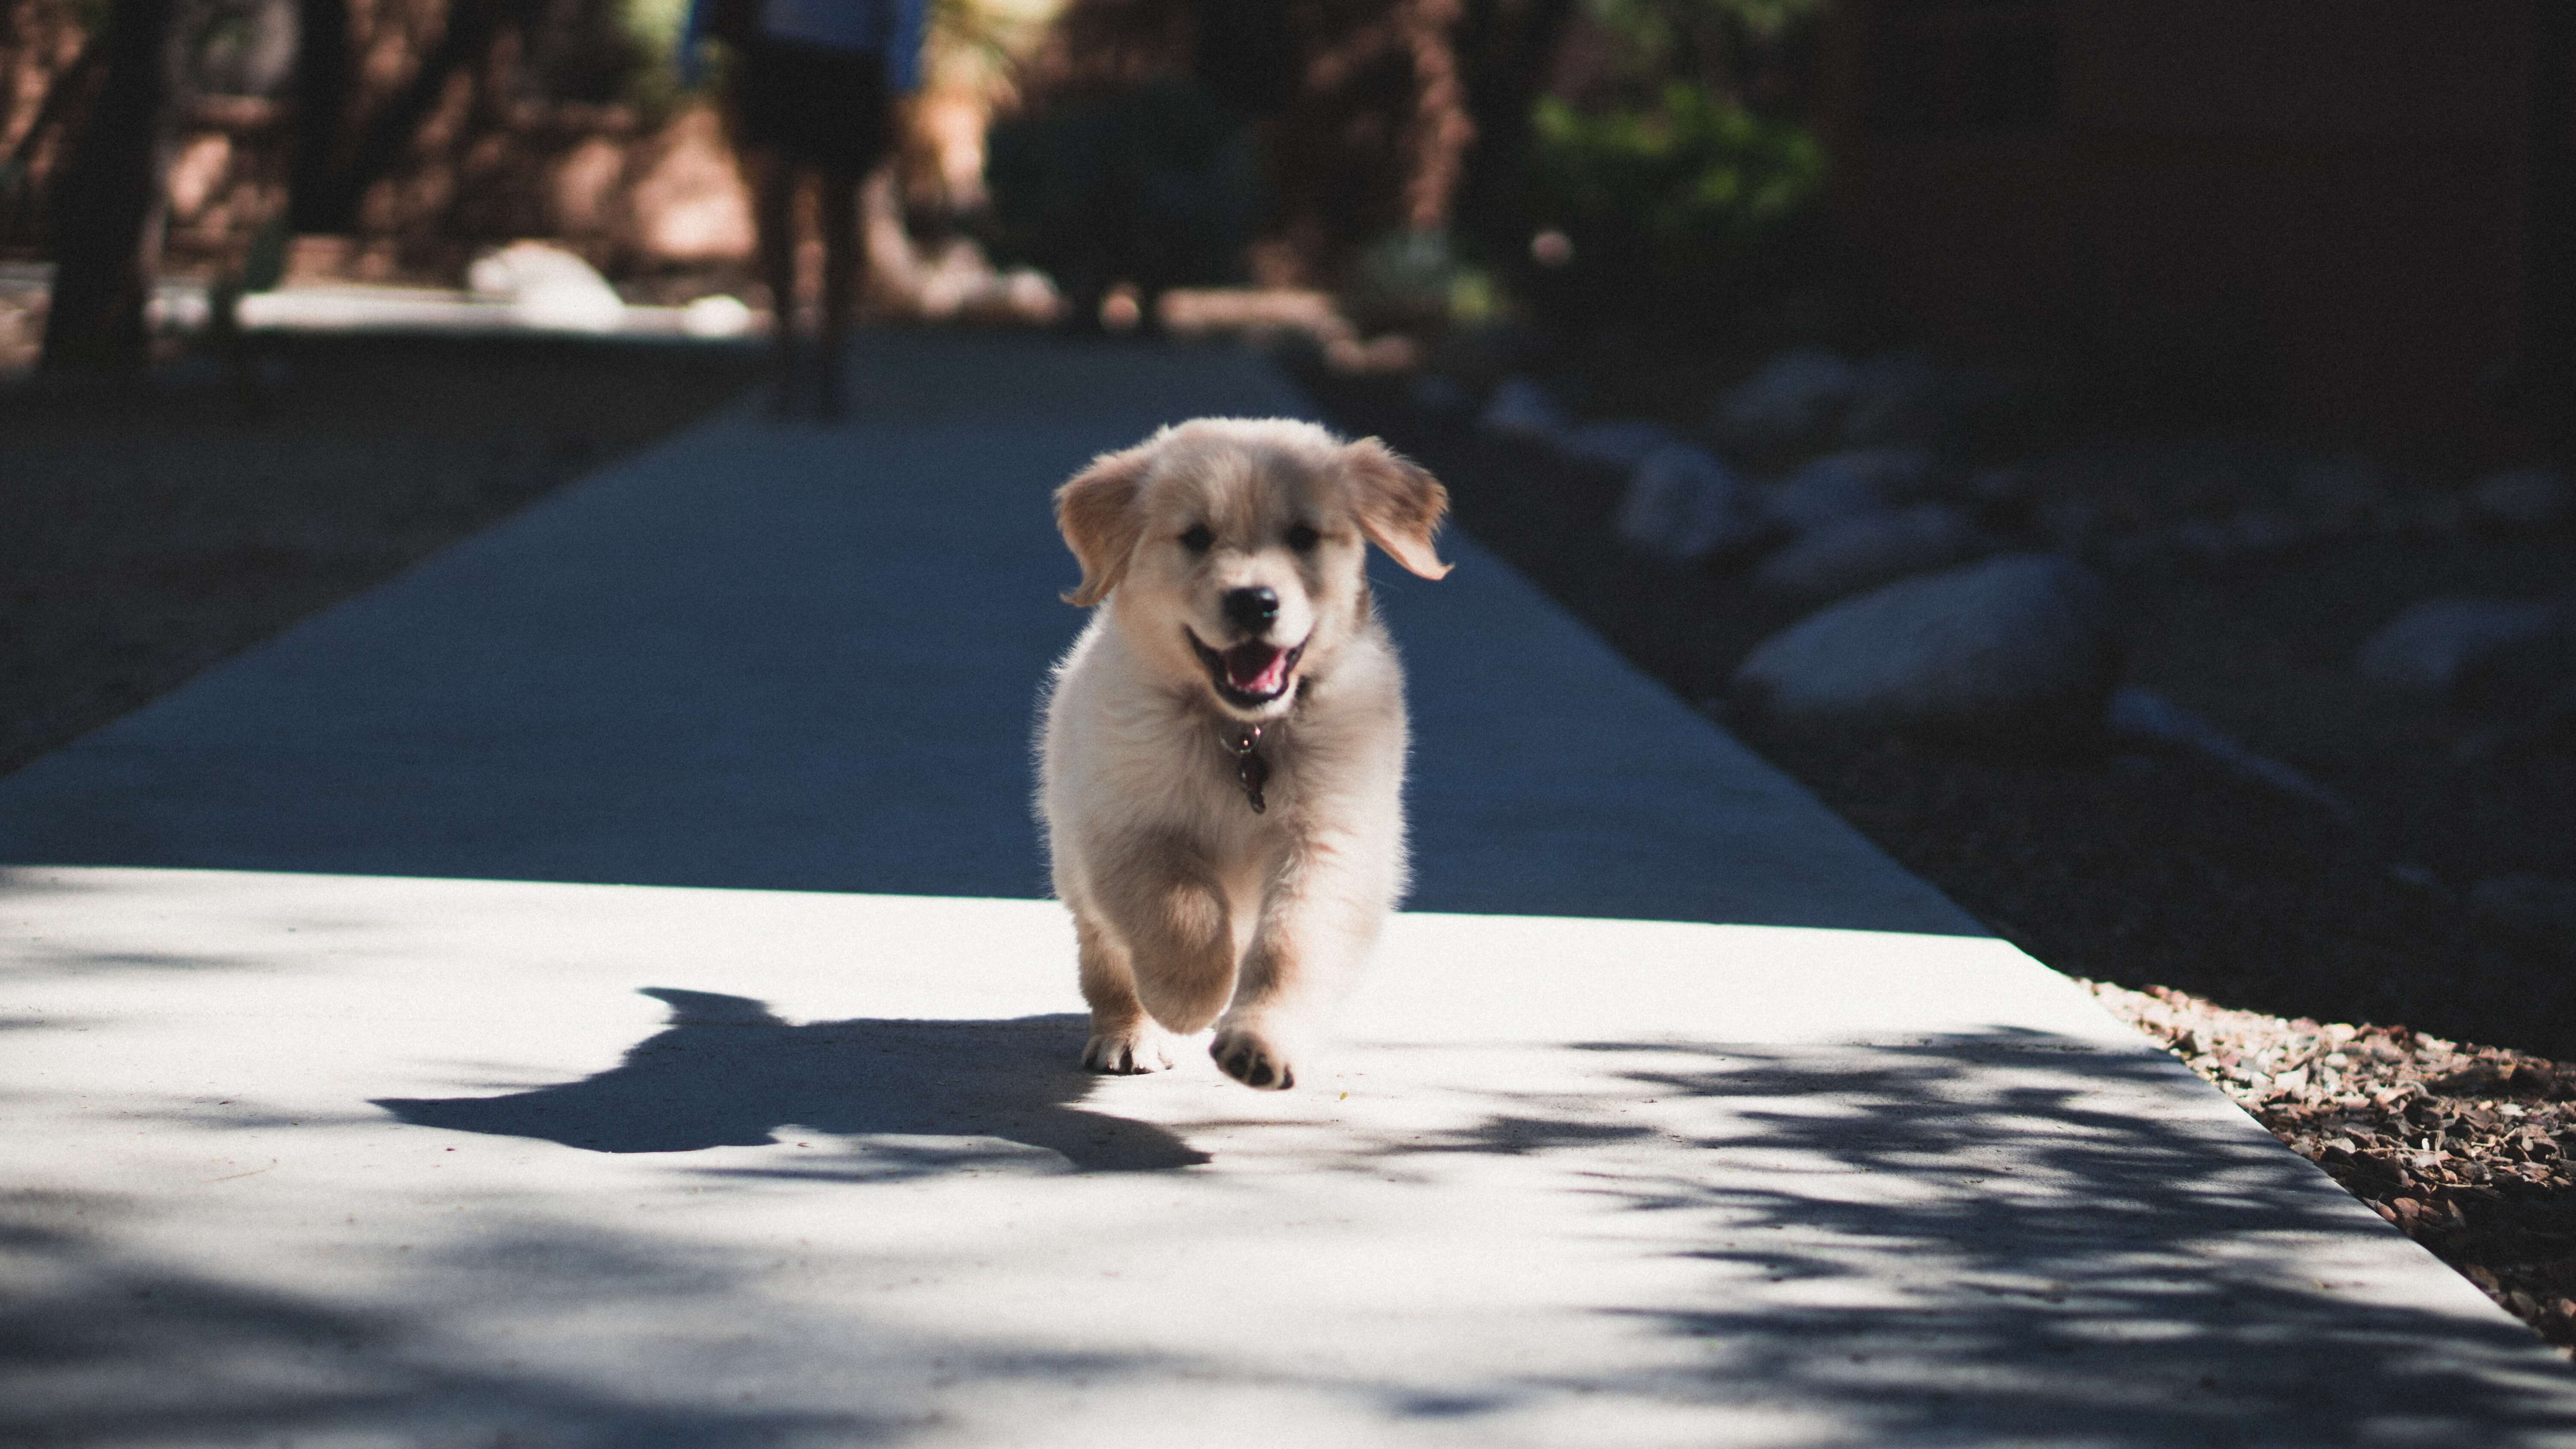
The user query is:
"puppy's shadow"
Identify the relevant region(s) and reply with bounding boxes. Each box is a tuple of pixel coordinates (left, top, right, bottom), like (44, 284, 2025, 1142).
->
(376, 988, 1208, 1175)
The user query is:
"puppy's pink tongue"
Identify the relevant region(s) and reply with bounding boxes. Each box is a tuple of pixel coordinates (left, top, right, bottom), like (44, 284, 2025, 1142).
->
(1223, 643, 1288, 695)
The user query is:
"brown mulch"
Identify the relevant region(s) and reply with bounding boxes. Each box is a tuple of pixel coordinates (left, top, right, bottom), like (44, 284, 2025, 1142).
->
(2090, 980, 2576, 1348)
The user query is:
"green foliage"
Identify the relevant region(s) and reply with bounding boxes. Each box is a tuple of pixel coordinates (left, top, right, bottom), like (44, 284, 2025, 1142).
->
(613, 0, 697, 111)
(623, 0, 691, 68)
(1586, 0, 1821, 52)
(1566, 0, 1834, 107)
(1525, 82, 1823, 318)
(982, 80, 1259, 305)
(1344, 229, 1506, 333)
(238, 214, 289, 293)
(926, 0, 1063, 94)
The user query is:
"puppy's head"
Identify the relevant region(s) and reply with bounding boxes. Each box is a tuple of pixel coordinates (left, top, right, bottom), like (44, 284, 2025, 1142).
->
(1055, 418, 1450, 721)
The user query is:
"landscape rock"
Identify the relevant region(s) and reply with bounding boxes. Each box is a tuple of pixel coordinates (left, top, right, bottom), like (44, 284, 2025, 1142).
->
(1612, 445, 1763, 562)
(2404, 490, 2472, 537)
(2452, 615, 2576, 718)
(2034, 495, 2106, 552)
(1760, 447, 1938, 534)
(1476, 376, 1568, 441)
(2290, 454, 2391, 530)
(1709, 346, 1858, 458)
(886, 240, 1064, 326)
(2355, 597, 2560, 693)
(1751, 503, 1993, 602)
(467, 242, 625, 333)
(2158, 508, 2313, 567)
(1839, 349, 1947, 447)
(1729, 553, 2122, 742)
(2454, 678, 2576, 765)
(1968, 467, 2033, 507)
(1556, 419, 1686, 472)
(2469, 874, 2576, 962)
(1408, 374, 1474, 415)
(2469, 467, 2573, 531)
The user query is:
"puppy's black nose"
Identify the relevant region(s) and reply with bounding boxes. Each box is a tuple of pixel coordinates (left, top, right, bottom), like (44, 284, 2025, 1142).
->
(1223, 586, 1280, 635)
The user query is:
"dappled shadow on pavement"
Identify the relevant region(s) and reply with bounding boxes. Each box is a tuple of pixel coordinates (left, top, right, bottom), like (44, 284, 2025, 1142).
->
(377, 1011, 2576, 1439)
(0, 1188, 1155, 1449)
(376, 989, 1207, 1174)
(1408, 1033, 2576, 1441)
(23, 1006, 2576, 1442)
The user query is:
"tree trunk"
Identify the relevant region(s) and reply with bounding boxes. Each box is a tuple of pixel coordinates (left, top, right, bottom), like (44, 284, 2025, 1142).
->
(287, 0, 353, 233)
(38, 0, 178, 376)
(4, 37, 106, 176)
(1452, 0, 1576, 266)
(285, 0, 525, 238)
(2521, 1, 2575, 393)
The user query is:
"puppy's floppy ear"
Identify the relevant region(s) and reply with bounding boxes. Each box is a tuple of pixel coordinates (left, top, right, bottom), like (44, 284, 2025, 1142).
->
(1054, 442, 1154, 606)
(1343, 437, 1452, 580)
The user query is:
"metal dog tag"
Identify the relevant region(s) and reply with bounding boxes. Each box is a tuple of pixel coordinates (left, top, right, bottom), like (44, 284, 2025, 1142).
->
(1229, 726, 1269, 813)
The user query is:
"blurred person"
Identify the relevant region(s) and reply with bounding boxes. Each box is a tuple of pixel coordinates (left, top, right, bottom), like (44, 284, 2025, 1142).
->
(684, 0, 929, 418)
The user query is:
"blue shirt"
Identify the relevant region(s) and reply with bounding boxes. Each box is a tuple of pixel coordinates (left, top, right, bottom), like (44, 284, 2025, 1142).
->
(680, 0, 927, 91)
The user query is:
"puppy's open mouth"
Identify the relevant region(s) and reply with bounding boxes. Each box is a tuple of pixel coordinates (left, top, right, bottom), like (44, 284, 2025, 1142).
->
(1188, 631, 1306, 709)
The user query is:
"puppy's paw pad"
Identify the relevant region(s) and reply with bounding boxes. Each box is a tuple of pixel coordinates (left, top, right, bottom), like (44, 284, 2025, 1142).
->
(1211, 1027, 1297, 1091)
(1083, 1029, 1174, 1075)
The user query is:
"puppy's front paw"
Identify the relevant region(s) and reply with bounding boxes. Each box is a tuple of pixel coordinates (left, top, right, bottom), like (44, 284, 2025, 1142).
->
(1210, 1023, 1299, 1091)
(1083, 1025, 1174, 1075)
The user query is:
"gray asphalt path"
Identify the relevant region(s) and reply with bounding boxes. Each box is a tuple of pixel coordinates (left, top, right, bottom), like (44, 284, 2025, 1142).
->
(4, 329, 2572, 1446)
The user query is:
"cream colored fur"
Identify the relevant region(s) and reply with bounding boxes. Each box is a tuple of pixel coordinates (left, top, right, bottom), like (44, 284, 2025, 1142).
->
(1037, 417, 1450, 1089)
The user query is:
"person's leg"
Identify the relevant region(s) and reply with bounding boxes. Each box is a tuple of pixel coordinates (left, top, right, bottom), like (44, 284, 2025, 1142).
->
(750, 146, 804, 415)
(816, 166, 863, 420)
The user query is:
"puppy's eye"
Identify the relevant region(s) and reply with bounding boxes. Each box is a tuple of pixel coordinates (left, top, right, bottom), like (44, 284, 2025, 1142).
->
(1180, 524, 1215, 553)
(1286, 523, 1321, 552)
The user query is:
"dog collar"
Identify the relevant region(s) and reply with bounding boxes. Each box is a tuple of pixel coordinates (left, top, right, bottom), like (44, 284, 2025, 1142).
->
(1226, 724, 1269, 814)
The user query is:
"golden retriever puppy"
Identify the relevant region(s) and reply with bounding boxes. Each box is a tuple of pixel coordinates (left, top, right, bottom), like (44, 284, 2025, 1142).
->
(1039, 418, 1450, 1089)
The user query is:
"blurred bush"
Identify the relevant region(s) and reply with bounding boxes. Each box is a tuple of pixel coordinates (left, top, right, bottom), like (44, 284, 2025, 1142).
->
(1522, 80, 1824, 324)
(1343, 228, 1504, 336)
(619, 0, 699, 112)
(981, 78, 1258, 319)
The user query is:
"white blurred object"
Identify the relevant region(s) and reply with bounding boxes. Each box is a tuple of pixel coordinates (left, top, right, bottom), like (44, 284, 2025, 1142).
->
(859, 168, 1063, 325)
(681, 294, 755, 338)
(145, 281, 212, 332)
(1001, 269, 1063, 325)
(467, 242, 624, 333)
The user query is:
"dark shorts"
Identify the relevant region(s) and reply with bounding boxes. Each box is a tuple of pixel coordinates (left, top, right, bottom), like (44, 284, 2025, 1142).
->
(732, 39, 895, 176)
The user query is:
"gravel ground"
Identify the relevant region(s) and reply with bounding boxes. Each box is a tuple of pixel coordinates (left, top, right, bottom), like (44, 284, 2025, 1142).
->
(2091, 980, 2576, 1348)
(1298, 363, 2576, 1351)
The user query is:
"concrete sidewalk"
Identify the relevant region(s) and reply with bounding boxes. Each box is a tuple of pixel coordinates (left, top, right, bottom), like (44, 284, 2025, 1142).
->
(5, 330, 2573, 1445)
(0, 330, 1960, 930)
